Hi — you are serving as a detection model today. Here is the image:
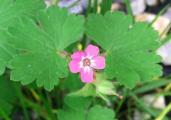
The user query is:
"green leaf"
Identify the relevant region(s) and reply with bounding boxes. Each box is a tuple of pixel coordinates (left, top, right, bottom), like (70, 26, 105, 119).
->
(0, 0, 45, 30)
(8, 7, 84, 91)
(86, 11, 162, 88)
(61, 74, 84, 91)
(0, 31, 15, 75)
(134, 79, 171, 94)
(0, 0, 45, 75)
(58, 96, 91, 120)
(87, 105, 116, 120)
(58, 109, 85, 120)
(0, 76, 18, 117)
(58, 106, 116, 120)
(100, 0, 112, 14)
(69, 84, 96, 97)
(58, 96, 116, 120)
(64, 96, 91, 111)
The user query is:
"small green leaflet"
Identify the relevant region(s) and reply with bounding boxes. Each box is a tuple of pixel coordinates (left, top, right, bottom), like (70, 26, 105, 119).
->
(8, 7, 84, 91)
(58, 96, 116, 120)
(86, 12, 162, 88)
(0, 0, 45, 75)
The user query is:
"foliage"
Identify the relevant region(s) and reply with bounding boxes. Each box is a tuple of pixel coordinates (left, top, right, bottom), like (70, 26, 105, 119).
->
(0, 0, 170, 120)
(7, 7, 84, 91)
(86, 12, 162, 88)
(0, 0, 45, 76)
(58, 96, 116, 120)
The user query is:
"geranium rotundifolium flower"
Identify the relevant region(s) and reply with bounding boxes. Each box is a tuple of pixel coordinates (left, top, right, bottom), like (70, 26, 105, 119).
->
(69, 44, 106, 83)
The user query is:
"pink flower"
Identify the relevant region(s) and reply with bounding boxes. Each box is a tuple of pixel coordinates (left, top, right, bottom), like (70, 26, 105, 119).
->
(69, 44, 106, 83)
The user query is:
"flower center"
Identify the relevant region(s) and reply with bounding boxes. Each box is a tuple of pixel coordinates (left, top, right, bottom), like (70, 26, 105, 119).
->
(83, 58, 91, 66)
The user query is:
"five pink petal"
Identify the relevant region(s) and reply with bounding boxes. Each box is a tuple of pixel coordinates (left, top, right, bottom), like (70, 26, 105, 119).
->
(69, 44, 106, 83)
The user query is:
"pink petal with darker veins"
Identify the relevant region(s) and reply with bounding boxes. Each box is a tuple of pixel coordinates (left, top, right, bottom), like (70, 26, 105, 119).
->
(92, 56, 106, 69)
(71, 51, 85, 60)
(85, 44, 99, 57)
(69, 60, 81, 73)
(80, 68, 94, 83)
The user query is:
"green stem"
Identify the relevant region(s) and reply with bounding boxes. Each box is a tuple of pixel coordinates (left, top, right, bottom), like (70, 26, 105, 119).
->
(130, 92, 157, 117)
(86, 0, 92, 16)
(14, 85, 29, 120)
(161, 33, 171, 45)
(38, 90, 56, 120)
(97, 93, 110, 104)
(156, 103, 171, 120)
(100, 0, 112, 14)
(115, 89, 128, 114)
(160, 22, 171, 38)
(24, 98, 50, 119)
(149, 3, 170, 26)
(93, 0, 98, 13)
(124, 0, 134, 23)
(45, 91, 53, 111)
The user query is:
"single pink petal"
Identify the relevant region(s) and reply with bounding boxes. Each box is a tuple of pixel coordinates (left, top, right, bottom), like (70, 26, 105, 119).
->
(69, 60, 81, 73)
(85, 44, 99, 57)
(80, 68, 94, 83)
(92, 56, 106, 69)
(71, 51, 85, 60)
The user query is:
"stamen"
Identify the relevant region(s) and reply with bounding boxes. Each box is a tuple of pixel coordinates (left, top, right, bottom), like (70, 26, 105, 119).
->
(83, 58, 91, 66)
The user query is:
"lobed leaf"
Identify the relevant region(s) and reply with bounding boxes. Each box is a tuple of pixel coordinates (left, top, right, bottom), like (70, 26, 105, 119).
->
(86, 11, 162, 88)
(8, 7, 84, 90)
(0, 0, 45, 75)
